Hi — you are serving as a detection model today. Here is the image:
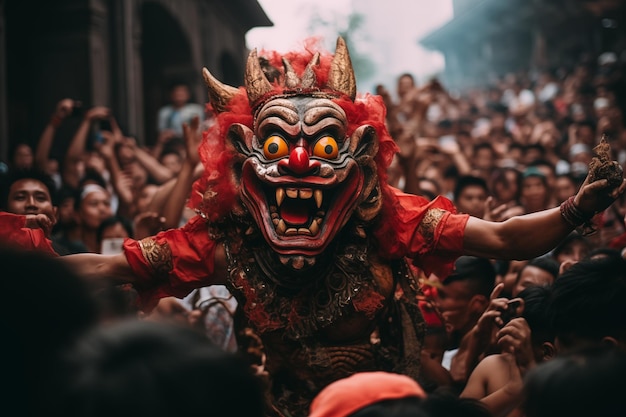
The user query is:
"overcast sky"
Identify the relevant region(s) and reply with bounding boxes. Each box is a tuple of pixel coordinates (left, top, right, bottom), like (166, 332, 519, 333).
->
(246, 0, 453, 95)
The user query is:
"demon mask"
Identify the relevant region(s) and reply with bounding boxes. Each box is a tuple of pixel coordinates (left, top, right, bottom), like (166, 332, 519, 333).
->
(200, 38, 384, 283)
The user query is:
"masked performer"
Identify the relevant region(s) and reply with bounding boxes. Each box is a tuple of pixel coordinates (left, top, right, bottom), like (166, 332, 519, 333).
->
(63, 38, 624, 416)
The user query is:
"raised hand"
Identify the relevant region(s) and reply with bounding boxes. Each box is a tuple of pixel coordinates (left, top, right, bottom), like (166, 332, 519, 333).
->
(496, 317, 536, 375)
(182, 115, 202, 167)
(24, 213, 56, 237)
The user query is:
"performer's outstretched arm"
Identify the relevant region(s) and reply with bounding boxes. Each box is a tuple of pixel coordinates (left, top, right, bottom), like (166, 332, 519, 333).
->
(62, 252, 136, 284)
(463, 177, 626, 260)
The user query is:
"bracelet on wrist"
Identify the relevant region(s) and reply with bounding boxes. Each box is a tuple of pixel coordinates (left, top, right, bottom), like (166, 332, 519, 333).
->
(559, 196, 597, 235)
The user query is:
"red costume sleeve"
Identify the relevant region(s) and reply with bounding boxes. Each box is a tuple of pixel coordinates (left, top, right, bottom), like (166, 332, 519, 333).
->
(0, 212, 58, 255)
(374, 188, 469, 280)
(123, 215, 221, 311)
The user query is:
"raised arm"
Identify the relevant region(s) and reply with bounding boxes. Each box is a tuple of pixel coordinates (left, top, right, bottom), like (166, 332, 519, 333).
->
(62, 252, 137, 284)
(35, 99, 73, 172)
(463, 175, 626, 260)
(160, 116, 203, 230)
(63, 106, 111, 188)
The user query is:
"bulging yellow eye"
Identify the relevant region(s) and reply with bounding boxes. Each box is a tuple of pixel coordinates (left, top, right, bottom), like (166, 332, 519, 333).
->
(263, 135, 289, 160)
(313, 136, 339, 159)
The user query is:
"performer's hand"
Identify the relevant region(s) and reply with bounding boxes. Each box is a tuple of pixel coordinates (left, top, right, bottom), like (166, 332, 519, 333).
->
(24, 213, 55, 237)
(574, 172, 626, 216)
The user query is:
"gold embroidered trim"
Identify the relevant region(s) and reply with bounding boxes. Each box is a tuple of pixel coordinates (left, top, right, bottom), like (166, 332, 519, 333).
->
(138, 237, 173, 277)
(417, 208, 446, 246)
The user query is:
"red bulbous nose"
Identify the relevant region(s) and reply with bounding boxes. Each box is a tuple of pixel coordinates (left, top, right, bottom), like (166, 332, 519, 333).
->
(288, 146, 311, 175)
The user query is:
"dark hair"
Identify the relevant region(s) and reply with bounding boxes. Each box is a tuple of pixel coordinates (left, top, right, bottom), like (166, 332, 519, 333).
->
(420, 389, 492, 417)
(490, 167, 522, 201)
(444, 256, 496, 298)
(515, 256, 559, 287)
(548, 256, 626, 348)
(350, 397, 427, 417)
(584, 247, 622, 261)
(0, 246, 97, 417)
(523, 345, 626, 417)
(0, 168, 58, 208)
(518, 285, 554, 345)
(60, 320, 265, 417)
(453, 175, 489, 201)
(96, 216, 134, 243)
(78, 168, 108, 190)
(472, 142, 495, 156)
(551, 232, 590, 259)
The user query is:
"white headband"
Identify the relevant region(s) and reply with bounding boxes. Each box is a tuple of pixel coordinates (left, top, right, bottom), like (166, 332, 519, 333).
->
(80, 184, 108, 200)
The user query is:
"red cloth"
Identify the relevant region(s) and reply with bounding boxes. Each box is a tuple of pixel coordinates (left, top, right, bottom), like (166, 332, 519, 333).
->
(0, 212, 57, 255)
(308, 371, 426, 417)
(124, 190, 468, 309)
(123, 215, 221, 310)
(375, 188, 469, 279)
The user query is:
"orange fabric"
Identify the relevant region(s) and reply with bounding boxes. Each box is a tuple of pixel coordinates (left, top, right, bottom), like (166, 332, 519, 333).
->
(123, 216, 222, 311)
(0, 212, 57, 255)
(308, 371, 426, 417)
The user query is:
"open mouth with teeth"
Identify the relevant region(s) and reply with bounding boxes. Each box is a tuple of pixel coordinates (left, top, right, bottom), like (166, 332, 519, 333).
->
(240, 162, 363, 257)
(270, 187, 325, 237)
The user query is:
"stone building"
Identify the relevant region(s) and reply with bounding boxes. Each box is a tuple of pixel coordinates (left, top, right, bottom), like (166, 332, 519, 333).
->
(0, 0, 271, 162)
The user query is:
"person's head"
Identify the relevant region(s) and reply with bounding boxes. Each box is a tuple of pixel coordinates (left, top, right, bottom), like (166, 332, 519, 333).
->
(309, 371, 426, 417)
(472, 143, 496, 173)
(518, 285, 556, 363)
(96, 216, 133, 253)
(521, 167, 549, 213)
(0, 246, 97, 417)
(9, 142, 34, 171)
(527, 159, 555, 190)
(453, 176, 489, 218)
(417, 177, 441, 201)
(60, 320, 265, 417)
(523, 345, 626, 417)
(490, 167, 522, 204)
(548, 256, 626, 352)
(553, 173, 577, 204)
(159, 150, 183, 175)
(1, 169, 57, 221)
(437, 256, 495, 337)
(169, 83, 191, 108)
(136, 183, 159, 213)
(494, 259, 528, 299)
(511, 256, 559, 297)
(397, 73, 416, 99)
(552, 232, 590, 265)
(76, 184, 112, 231)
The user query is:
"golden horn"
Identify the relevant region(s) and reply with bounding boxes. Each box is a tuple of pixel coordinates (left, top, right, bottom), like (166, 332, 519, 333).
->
(245, 49, 274, 105)
(282, 57, 300, 89)
(301, 52, 320, 89)
(202, 67, 239, 113)
(327, 37, 356, 100)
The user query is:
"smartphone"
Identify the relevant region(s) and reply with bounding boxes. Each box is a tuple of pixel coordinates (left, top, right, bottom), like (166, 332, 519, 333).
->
(500, 299, 522, 326)
(100, 237, 125, 255)
(438, 134, 456, 147)
(99, 118, 113, 132)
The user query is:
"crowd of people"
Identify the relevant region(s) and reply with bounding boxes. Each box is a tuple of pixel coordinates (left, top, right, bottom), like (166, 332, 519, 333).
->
(1, 43, 626, 417)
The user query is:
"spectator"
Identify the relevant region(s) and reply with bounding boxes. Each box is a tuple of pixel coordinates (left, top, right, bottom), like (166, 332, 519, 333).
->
(453, 176, 489, 218)
(59, 320, 265, 417)
(511, 256, 559, 297)
(157, 82, 205, 138)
